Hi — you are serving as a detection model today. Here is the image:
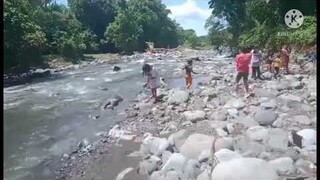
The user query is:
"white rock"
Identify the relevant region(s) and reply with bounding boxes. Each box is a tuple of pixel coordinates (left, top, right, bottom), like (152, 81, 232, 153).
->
(223, 98, 245, 109)
(297, 129, 316, 148)
(263, 128, 289, 151)
(269, 157, 295, 176)
(234, 135, 265, 157)
(246, 126, 268, 141)
(168, 129, 189, 150)
(180, 134, 214, 159)
(116, 167, 134, 180)
(295, 159, 316, 176)
(211, 158, 278, 180)
(260, 100, 277, 109)
(214, 137, 234, 152)
(150, 170, 179, 180)
(210, 111, 227, 121)
(215, 149, 242, 162)
(196, 171, 210, 180)
(162, 151, 172, 164)
(216, 128, 228, 137)
(138, 155, 161, 175)
(183, 110, 206, 123)
(142, 135, 170, 156)
(272, 118, 283, 128)
(168, 90, 189, 104)
(227, 108, 238, 116)
(198, 149, 211, 162)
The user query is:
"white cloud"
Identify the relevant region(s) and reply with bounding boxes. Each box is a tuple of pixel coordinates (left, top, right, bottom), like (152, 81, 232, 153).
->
(167, 0, 211, 21)
(166, 0, 211, 36)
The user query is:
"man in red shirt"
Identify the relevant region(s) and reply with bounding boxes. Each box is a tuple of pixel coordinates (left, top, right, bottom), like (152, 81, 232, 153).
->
(235, 47, 252, 95)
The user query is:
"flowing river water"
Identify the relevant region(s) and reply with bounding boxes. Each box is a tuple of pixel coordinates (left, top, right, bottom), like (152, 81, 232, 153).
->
(4, 52, 232, 180)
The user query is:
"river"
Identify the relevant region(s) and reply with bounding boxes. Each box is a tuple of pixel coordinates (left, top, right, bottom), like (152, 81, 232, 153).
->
(4, 51, 231, 180)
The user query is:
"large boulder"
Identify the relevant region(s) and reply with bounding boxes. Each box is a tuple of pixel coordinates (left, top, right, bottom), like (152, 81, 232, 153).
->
(262, 128, 289, 151)
(215, 149, 242, 162)
(168, 129, 190, 150)
(180, 134, 215, 159)
(269, 157, 296, 176)
(167, 90, 189, 104)
(183, 110, 206, 123)
(233, 135, 265, 157)
(211, 158, 278, 180)
(254, 110, 277, 125)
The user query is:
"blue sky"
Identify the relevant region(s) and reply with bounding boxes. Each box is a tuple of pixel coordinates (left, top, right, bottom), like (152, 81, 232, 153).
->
(54, 0, 212, 36)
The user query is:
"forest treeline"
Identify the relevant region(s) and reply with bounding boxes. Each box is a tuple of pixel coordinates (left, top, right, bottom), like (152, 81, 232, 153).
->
(4, 0, 317, 73)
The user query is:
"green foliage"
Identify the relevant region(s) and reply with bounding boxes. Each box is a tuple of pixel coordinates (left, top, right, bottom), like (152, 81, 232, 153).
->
(207, 0, 317, 51)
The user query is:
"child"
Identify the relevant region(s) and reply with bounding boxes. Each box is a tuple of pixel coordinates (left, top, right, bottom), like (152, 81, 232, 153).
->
(235, 47, 252, 96)
(266, 51, 274, 72)
(281, 45, 290, 74)
(251, 49, 263, 80)
(142, 64, 160, 98)
(273, 54, 282, 79)
(182, 60, 198, 89)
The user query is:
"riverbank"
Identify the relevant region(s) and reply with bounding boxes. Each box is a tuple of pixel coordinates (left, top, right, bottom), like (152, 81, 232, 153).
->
(56, 51, 316, 180)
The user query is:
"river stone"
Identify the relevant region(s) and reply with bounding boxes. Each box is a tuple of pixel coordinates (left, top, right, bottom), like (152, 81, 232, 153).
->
(198, 149, 211, 162)
(223, 98, 245, 109)
(297, 129, 316, 148)
(200, 88, 217, 98)
(260, 100, 277, 109)
(180, 134, 214, 159)
(269, 157, 296, 176)
(254, 110, 277, 125)
(197, 171, 210, 180)
(263, 128, 289, 151)
(246, 126, 268, 141)
(161, 153, 200, 179)
(262, 71, 273, 79)
(295, 159, 316, 176)
(142, 135, 170, 156)
(138, 155, 161, 175)
(233, 135, 265, 157)
(215, 149, 242, 162)
(279, 94, 302, 102)
(168, 129, 189, 150)
(162, 151, 173, 164)
(167, 90, 189, 104)
(293, 115, 312, 126)
(214, 137, 234, 152)
(211, 158, 278, 180)
(183, 110, 206, 123)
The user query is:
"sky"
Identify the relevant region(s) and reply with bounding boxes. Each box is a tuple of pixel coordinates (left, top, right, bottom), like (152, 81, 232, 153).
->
(54, 0, 212, 36)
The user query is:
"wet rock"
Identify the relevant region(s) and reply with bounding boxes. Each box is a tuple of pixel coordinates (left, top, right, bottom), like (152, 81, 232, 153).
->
(180, 134, 215, 159)
(214, 148, 242, 162)
(263, 128, 289, 151)
(138, 155, 161, 175)
(211, 158, 278, 180)
(269, 157, 296, 176)
(183, 110, 206, 123)
(104, 95, 123, 109)
(254, 110, 277, 125)
(246, 126, 268, 141)
(113, 66, 121, 71)
(167, 90, 189, 104)
(116, 167, 134, 180)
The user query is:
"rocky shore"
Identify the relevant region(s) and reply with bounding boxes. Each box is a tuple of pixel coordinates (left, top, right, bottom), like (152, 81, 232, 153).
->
(50, 50, 316, 180)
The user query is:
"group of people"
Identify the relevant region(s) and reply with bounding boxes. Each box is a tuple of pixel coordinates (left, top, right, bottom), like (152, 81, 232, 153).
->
(141, 44, 315, 100)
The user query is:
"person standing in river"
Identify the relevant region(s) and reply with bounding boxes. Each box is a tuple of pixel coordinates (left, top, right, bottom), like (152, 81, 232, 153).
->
(142, 64, 160, 99)
(251, 49, 263, 80)
(281, 45, 290, 74)
(182, 59, 198, 89)
(235, 47, 252, 97)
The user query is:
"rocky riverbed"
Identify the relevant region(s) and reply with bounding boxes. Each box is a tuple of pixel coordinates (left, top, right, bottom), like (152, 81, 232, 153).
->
(53, 50, 317, 180)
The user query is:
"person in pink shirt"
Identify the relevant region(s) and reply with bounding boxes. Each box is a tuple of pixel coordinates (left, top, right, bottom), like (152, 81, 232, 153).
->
(235, 47, 252, 96)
